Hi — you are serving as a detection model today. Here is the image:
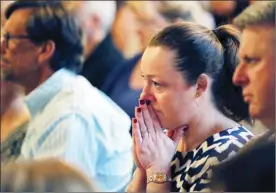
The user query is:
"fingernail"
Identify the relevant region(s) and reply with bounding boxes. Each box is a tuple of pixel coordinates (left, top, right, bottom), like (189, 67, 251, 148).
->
(146, 100, 151, 105)
(133, 118, 137, 123)
(137, 107, 141, 113)
(140, 100, 145, 105)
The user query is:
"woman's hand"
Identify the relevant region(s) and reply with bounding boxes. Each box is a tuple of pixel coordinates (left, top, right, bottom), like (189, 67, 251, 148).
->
(132, 121, 145, 170)
(133, 99, 187, 173)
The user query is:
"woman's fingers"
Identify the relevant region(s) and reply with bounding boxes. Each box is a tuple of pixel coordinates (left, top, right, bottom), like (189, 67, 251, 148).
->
(139, 99, 155, 134)
(146, 100, 162, 133)
(135, 106, 147, 138)
(132, 119, 137, 148)
(132, 118, 142, 145)
(132, 118, 142, 168)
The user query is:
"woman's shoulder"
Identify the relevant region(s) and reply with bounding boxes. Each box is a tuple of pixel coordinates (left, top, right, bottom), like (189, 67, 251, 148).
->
(213, 126, 254, 146)
(195, 126, 254, 163)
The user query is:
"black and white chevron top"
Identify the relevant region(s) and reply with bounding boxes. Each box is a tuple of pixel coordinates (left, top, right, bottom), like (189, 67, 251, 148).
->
(170, 126, 254, 192)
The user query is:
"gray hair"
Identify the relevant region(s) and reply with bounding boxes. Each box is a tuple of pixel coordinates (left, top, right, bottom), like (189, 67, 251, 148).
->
(81, 1, 116, 33)
(233, 1, 275, 29)
(157, 1, 215, 29)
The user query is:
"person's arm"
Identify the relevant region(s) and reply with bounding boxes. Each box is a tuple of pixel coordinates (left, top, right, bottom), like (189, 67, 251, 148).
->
(26, 112, 133, 192)
(126, 167, 147, 192)
(131, 102, 186, 193)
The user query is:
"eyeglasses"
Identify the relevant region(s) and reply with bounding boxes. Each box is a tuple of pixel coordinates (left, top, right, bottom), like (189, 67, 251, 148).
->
(1, 32, 31, 49)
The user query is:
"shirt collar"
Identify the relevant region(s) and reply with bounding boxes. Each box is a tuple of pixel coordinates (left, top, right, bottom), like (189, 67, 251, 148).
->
(25, 68, 76, 118)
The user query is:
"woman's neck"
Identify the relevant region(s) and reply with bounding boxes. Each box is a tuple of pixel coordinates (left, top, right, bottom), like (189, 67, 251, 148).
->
(177, 109, 240, 152)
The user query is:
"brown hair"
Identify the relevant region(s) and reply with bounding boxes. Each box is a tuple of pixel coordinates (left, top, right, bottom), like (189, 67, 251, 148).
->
(1, 159, 98, 192)
(149, 22, 251, 123)
(233, 1, 275, 29)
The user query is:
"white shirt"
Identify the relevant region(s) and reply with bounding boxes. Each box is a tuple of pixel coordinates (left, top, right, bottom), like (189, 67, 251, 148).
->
(20, 68, 133, 192)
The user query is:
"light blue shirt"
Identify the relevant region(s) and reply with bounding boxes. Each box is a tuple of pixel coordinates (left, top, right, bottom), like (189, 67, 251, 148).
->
(19, 69, 133, 192)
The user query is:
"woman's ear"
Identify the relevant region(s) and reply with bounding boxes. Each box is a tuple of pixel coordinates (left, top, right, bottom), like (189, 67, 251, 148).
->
(195, 73, 209, 97)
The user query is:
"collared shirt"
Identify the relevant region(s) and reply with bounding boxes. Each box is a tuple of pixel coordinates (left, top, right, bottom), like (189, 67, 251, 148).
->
(19, 68, 133, 192)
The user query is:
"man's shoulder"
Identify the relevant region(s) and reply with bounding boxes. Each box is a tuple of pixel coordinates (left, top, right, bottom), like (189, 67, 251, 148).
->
(210, 135, 275, 192)
(49, 75, 125, 113)
(36, 76, 131, 130)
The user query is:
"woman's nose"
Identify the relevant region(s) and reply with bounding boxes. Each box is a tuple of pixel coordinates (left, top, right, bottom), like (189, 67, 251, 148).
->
(140, 86, 155, 102)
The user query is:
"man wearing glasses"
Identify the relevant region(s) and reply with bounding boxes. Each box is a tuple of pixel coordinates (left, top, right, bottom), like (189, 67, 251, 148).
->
(0, 1, 133, 192)
(0, 0, 30, 164)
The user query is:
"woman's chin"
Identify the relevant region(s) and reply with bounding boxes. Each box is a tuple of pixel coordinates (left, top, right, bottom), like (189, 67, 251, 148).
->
(161, 123, 175, 130)
(162, 122, 189, 131)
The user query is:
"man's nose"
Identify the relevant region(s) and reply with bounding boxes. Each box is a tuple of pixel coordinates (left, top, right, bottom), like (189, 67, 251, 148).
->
(0, 33, 6, 54)
(233, 63, 249, 87)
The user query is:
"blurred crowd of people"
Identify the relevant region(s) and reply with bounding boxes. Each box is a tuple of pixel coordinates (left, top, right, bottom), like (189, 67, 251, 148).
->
(0, 0, 275, 192)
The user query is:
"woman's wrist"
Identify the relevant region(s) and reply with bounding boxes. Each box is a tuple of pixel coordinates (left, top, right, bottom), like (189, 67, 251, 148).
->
(134, 167, 147, 179)
(146, 165, 171, 178)
(145, 166, 172, 193)
(126, 168, 147, 192)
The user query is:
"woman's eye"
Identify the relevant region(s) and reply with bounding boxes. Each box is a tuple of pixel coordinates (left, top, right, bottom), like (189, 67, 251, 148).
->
(152, 81, 161, 87)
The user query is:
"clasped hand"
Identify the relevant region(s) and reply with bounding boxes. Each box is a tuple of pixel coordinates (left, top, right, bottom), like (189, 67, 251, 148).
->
(132, 99, 187, 173)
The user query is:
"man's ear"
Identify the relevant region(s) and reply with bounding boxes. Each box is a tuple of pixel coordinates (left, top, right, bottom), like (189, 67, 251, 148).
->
(37, 40, 55, 65)
(195, 73, 209, 97)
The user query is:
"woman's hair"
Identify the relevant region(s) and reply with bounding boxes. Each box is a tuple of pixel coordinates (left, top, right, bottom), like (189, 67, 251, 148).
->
(149, 22, 251, 123)
(1, 159, 98, 192)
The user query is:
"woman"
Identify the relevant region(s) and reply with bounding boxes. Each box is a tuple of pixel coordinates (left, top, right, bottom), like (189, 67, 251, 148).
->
(126, 22, 254, 192)
(1, 159, 98, 192)
(102, 1, 200, 123)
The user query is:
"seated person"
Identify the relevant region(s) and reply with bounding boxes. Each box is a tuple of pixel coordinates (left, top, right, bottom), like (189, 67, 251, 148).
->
(1, 1, 133, 191)
(102, 1, 202, 121)
(211, 2, 275, 192)
(126, 22, 254, 192)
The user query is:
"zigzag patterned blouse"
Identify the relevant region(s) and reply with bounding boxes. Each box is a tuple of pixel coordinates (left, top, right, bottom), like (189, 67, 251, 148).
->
(171, 126, 254, 192)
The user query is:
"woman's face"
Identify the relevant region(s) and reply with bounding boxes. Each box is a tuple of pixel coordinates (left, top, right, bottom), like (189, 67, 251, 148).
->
(140, 46, 198, 130)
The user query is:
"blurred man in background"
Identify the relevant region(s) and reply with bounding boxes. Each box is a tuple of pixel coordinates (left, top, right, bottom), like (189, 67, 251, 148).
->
(1, 0, 30, 159)
(65, 1, 126, 90)
(101, 1, 212, 121)
(111, 1, 140, 58)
